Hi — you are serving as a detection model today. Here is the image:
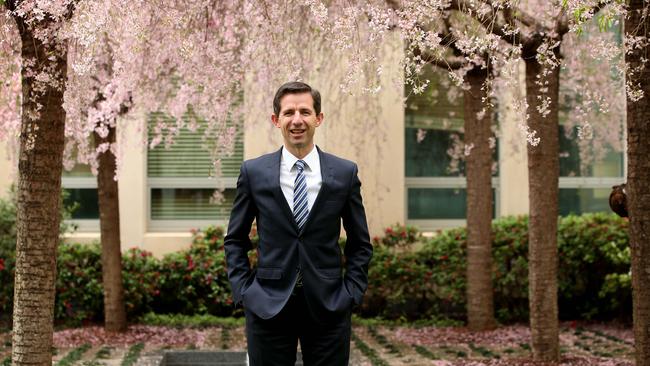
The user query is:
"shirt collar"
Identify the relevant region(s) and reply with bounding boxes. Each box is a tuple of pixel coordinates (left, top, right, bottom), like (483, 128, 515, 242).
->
(282, 145, 319, 172)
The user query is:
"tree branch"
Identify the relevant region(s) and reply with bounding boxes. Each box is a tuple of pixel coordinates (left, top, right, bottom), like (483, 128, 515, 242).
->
(446, 0, 530, 46)
(413, 46, 465, 70)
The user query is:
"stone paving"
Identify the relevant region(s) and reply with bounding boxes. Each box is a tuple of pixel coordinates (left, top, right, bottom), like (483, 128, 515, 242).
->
(0, 324, 636, 365)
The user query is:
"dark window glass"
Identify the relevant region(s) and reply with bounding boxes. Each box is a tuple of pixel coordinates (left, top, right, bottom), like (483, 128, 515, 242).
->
(558, 188, 612, 216)
(406, 127, 465, 177)
(559, 125, 624, 177)
(407, 188, 496, 220)
(63, 189, 99, 219)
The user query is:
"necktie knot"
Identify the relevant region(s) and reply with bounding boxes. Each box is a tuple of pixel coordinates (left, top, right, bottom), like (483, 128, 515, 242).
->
(295, 160, 307, 173)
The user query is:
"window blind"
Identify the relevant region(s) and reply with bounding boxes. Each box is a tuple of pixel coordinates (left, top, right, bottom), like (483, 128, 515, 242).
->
(147, 112, 243, 178)
(150, 188, 236, 220)
(147, 111, 243, 222)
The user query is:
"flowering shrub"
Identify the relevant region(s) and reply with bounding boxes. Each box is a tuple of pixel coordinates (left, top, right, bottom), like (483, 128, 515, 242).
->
(372, 223, 421, 248)
(153, 243, 232, 316)
(55, 243, 104, 324)
(0, 209, 631, 324)
(54, 245, 162, 325)
(122, 248, 161, 316)
(362, 228, 466, 320)
(360, 213, 631, 322)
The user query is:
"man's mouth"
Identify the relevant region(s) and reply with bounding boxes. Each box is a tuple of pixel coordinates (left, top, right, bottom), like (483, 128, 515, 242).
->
(290, 129, 306, 136)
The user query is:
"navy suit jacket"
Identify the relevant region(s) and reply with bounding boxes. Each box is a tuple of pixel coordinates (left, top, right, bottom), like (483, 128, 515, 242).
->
(224, 146, 373, 320)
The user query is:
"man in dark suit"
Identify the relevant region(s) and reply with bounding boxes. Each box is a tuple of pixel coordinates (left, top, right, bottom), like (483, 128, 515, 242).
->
(224, 81, 373, 366)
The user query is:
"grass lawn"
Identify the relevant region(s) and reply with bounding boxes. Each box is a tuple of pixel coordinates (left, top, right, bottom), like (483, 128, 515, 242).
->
(0, 320, 635, 365)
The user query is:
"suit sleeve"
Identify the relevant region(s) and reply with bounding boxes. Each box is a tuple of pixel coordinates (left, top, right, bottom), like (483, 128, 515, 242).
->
(341, 164, 373, 305)
(224, 162, 257, 305)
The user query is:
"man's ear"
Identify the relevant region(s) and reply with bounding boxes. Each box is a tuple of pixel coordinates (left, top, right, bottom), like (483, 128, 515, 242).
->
(271, 114, 280, 128)
(316, 112, 324, 127)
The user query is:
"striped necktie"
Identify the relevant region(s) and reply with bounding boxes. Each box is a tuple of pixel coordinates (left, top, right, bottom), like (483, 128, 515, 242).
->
(293, 160, 309, 229)
(293, 160, 308, 288)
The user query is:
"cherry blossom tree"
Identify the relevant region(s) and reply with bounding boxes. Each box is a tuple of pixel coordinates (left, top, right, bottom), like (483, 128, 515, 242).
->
(2, 1, 73, 364)
(0, 0, 388, 363)
(411, 0, 628, 360)
(1, 0, 647, 364)
(388, 2, 502, 330)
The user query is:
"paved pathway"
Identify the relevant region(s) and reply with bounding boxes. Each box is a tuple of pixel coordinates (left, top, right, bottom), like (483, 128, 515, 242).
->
(0, 324, 636, 365)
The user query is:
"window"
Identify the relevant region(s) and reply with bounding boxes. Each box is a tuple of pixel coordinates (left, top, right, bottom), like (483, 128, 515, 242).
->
(405, 68, 499, 231)
(62, 164, 100, 231)
(558, 124, 625, 216)
(147, 112, 243, 231)
(557, 23, 626, 215)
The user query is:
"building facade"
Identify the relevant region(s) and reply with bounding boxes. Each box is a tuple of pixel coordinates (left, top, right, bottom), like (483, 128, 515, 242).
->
(0, 48, 625, 257)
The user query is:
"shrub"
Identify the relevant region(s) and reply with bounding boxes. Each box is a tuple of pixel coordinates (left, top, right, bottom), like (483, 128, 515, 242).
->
(151, 224, 258, 316)
(557, 213, 630, 321)
(361, 227, 466, 320)
(0, 204, 632, 324)
(371, 223, 421, 248)
(153, 242, 232, 315)
(0, 193, 16, 318)
(55, 243, 104, 324)
(122, 247, 161, 317)
(362, 213, 631, 323)
(54, 244, 162, 325)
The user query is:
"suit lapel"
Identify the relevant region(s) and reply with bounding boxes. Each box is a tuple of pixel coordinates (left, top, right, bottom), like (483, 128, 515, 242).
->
(267, 148, 299, 232)
(300, 146, 333, 234)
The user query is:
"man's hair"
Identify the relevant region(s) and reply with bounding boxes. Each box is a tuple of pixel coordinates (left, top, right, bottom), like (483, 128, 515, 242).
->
(273, 81, 321, 116)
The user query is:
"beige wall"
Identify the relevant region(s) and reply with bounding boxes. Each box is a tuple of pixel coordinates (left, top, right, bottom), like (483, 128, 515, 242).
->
(498, 61, 530, 216)
(0, 141, 15, 198)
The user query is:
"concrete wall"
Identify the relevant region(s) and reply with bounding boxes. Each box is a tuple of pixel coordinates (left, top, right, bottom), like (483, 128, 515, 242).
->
(0, 141, 15, 198)
(498, 61, 530, 216)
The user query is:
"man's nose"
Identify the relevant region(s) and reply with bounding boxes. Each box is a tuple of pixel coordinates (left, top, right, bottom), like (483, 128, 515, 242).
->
(291, 112, 303, 123)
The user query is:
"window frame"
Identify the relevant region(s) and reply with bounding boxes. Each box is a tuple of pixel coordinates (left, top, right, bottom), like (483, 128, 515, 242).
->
(405, 176, 500, 231)
(61, 176, 100, 232)
(146, 175, 238, 232)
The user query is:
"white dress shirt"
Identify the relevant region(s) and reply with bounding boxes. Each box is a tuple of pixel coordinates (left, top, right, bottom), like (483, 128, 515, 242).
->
(280, 145, 322, 213)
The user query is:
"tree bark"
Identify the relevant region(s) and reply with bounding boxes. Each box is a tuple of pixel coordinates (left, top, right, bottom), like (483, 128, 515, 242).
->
(524, 53, 560, 361)
(11, 17, 67, 366)
(625, 1, 650, 364)
(463, 67, 496, 331)
(94, 126, 127, 332)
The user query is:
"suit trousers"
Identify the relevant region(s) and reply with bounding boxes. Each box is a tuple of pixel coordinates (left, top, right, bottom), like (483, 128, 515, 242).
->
(245, 287, 352, 366)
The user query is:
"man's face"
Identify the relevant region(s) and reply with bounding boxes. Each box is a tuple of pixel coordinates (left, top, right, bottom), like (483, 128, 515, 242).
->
(271, 92, 323, 151)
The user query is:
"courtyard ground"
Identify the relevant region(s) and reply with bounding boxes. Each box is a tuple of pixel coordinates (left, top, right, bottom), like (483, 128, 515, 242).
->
(0, 322, 635, 365)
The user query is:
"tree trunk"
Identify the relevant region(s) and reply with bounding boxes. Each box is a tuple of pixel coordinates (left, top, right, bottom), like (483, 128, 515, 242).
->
(524, 54, 560, 361)
(625, 1, 650, 364)
(94, 126, 127, 332)
(11, 18, 67, 366)
(463, 67, 496, 331)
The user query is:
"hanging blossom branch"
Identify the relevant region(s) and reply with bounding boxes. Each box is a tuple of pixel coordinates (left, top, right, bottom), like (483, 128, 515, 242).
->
(0, 11, 21, 146)
(2, 0, 639, 173)
(2, 0, 399, 181)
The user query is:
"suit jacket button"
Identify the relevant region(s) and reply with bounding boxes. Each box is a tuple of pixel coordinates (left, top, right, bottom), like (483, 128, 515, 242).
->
(298, 235, 303, 240)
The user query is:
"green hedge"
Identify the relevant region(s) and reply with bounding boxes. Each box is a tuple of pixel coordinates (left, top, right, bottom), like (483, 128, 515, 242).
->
(0, 190, 632, 324)
(361, 214, 631, 322)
